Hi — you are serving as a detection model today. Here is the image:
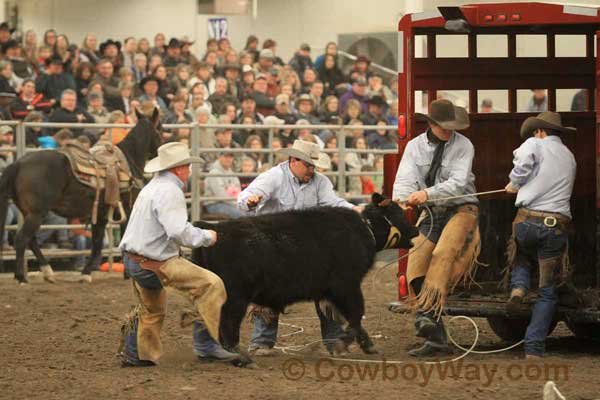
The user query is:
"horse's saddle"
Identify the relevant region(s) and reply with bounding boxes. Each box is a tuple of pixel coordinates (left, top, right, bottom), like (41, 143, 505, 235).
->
(59, 140, 132, 208)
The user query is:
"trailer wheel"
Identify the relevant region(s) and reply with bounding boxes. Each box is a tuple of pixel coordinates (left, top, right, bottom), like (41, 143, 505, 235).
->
(565, 320, 600, 340)
(487, 316, 558, 342)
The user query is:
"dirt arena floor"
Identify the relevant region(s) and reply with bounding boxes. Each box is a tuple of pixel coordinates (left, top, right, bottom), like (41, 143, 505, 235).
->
(1, 262, 599, 400)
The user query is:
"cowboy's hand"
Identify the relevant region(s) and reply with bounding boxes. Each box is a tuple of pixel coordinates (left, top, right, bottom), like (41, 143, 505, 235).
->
(407, 190, 428, 206)
(352, 205, 365, 213)
(208, 230, 218, 246)
(246, 195, 263, 209)
(505, 182, 519, 194)
(394, 200, 412, 211)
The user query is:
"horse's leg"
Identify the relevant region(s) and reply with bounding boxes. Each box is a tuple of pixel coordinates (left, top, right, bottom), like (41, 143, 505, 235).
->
(80, 220, 107, 282)
(29, 235, 55, 283)
(14, 213, 43, 284)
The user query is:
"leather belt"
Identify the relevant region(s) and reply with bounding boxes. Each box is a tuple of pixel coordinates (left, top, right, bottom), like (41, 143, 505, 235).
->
(124, 251, 167, 272)
(518, 208, 570, 229)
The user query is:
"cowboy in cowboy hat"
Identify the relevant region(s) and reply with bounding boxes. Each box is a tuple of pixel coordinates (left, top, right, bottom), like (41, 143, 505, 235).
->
(393, 98, 480, 357)
(118, 142, 245, 367)
(193, 139, 364, 357)
(504, 111, 576, 360)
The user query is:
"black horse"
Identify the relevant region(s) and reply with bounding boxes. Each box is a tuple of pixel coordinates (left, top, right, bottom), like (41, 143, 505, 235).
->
(0, 108, 162, 284)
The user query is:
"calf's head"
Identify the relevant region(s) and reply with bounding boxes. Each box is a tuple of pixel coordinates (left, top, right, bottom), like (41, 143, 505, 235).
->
(363, 193, 419, 250)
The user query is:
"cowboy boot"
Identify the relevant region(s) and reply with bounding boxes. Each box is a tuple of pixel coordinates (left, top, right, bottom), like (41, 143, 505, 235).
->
(506, 287, 526, 314)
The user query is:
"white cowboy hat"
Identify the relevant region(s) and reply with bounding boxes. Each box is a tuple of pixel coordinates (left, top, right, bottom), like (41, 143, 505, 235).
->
(314, 152, 331, 170)
(144, 142, 202, 173)
(277, 139, 320, 165)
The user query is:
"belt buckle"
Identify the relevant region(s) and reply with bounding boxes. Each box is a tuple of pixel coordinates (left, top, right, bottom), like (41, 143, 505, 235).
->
(543, 216, 557, 228)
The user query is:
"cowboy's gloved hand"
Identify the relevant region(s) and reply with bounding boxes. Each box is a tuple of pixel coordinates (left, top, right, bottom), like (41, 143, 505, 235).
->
(246, 195, 263, 209)
(407, 190, 428, 206)
(505, 182, 519, 194)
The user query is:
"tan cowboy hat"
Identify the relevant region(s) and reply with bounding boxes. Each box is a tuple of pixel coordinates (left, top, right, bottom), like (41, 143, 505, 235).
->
(144, 142, 202, 173)
(314, 152, 332, 170)
(415, 99, 470, 131)
(277, 139, 320, 165)
(520, 111, 577, 138)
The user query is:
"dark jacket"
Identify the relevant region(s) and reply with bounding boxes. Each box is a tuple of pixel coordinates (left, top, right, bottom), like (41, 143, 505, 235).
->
(288, 53, 313, 77)
(35, 72, 76, 101)
(49, 106, 95, 137)
(11, 93, 54, 119)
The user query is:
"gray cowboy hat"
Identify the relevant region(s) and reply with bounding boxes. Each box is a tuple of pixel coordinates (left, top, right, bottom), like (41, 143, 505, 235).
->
(520, 111, 577, 138)
(144, 142, 202, 173)
(277, 139, 320, 166)
(416, 99, 470, 131)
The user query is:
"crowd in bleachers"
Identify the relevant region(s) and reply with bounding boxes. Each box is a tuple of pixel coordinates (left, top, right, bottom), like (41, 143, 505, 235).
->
(0, 23, 399, 247)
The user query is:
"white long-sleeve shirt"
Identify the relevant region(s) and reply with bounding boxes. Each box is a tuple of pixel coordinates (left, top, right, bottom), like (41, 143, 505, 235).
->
(120, 171, 213, 260)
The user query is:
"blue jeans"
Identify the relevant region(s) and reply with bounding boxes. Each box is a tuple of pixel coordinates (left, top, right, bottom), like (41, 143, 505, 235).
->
(36, 212, 68, 244)
(205, 203, 244, 218)
(72, 235, 92, 267)
(510, 220, 567, 356)
(3, 203, 18, 243)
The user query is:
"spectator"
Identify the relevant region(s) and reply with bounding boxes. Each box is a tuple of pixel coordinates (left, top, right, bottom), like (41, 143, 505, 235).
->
(262, 39, 284, 66)
(80, 33, 100, 65)
(22, 29, 39, 69)
(163, 38, 183, 69)
(235, 94, 263, 124)
(106, 81, 134, 115)
(102, 110, 129, 144)
(152, 64, 173, 105)
(347, 119, 365, 147)
(119, 66, 134, 84)
(206, 38, 219, 53)
(372, 156, 384, 191)
(171, 63, 192, 94)
(266, 68, 280, 99)
(203, 50, 219, 70)
(35, 56, 77, 101)
(309, 80, 324, 109)
(0, 60, 18, 95)
(250, 74, 275, 116)
(295, 119, 323, 148)
(223, 49, 238, 66)
(361, 95, 386, 127)
(345, 136, 373, 195)
(0, 91, 15, 120)
(70, 217, 92, 270)
(318, 54, 345, 96)
(43, 29, 58, 48)
(244, 134, 267, 170)
(164, 95, 193, 124)
(239, 156, 257, 190)
(132, 53, 148, 82)
(137, 75, 167, 112)
(367, 117, 397, 150)
(222, 64, 242, 100)
(11, 78, 55, 119)
(3, 40, 34, 81)
(273, 93, 296, 125)
(54, 128, 74, 147)
(480, 98, 494, 113)
(241, 64, 255, 94)
(74, 61, 95, 107)
(180, 36, 199, 67)
(87, 92, 110, 125)
(204, 151, 243, 218)
(244, 35, 260, 63)
(352, 55, 372, 79)
(137, 38, 151, 57)
(23, 111, 50, 147)
(279, 66, 301, 95)
(295, 93, 320, 125)
(289, 43, 313, 77)
(301, 67, 317, 92)
(148, 54, 163, 75)
(0, 125, 15, 172)
(94, 58, 120, 102)
(54, 34, 71, 63)
(217, 38, 232, 62)
(188, 82, 212, 115)
(255, 49, 274, 74)
(339, 76, 369, 114)
(150, 32, 166, 57)
(359, 165, 376, 195)
(214, 117, 242, 171)
(367, 73, 393, 102)
(526, 89, 547, 112)
(208, 77, 239, 115)
(319, 95, 341, 124)
(49, 89, 94, 137)
(122, 37, 137, 69)
(189, 62, 215, 99)
(314, 41, 338, 71)
(98, 39, 122, 70)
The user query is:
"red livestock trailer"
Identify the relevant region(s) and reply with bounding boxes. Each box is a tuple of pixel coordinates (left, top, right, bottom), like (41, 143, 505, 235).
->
(385, 2, 600, 340)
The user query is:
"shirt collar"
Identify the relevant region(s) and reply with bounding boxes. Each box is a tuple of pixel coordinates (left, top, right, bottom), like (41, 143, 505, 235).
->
(545, 135, 563, 144)
(158, 170, 185, 189)
(282, 160, 310, 186)
(424, 130, 456, 146)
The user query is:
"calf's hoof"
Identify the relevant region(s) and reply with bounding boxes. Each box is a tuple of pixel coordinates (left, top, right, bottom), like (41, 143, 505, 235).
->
(328, 340, 350, 356)
(79, 274, 93, 284)
(40, 265, 56, 283)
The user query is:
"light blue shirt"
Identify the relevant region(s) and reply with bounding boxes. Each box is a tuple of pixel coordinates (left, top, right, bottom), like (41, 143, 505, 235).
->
(237, 161, 354, 214)
(509, 136, 576, 218)
(392, 131, 478, 207)
(119, 171, 213, 260)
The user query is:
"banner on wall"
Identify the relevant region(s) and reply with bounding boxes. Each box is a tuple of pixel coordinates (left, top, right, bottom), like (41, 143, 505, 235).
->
(208, 18, 228, 40)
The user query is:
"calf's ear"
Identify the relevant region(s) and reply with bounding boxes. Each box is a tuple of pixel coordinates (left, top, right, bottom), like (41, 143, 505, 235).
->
(371, 192, 385, 206)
